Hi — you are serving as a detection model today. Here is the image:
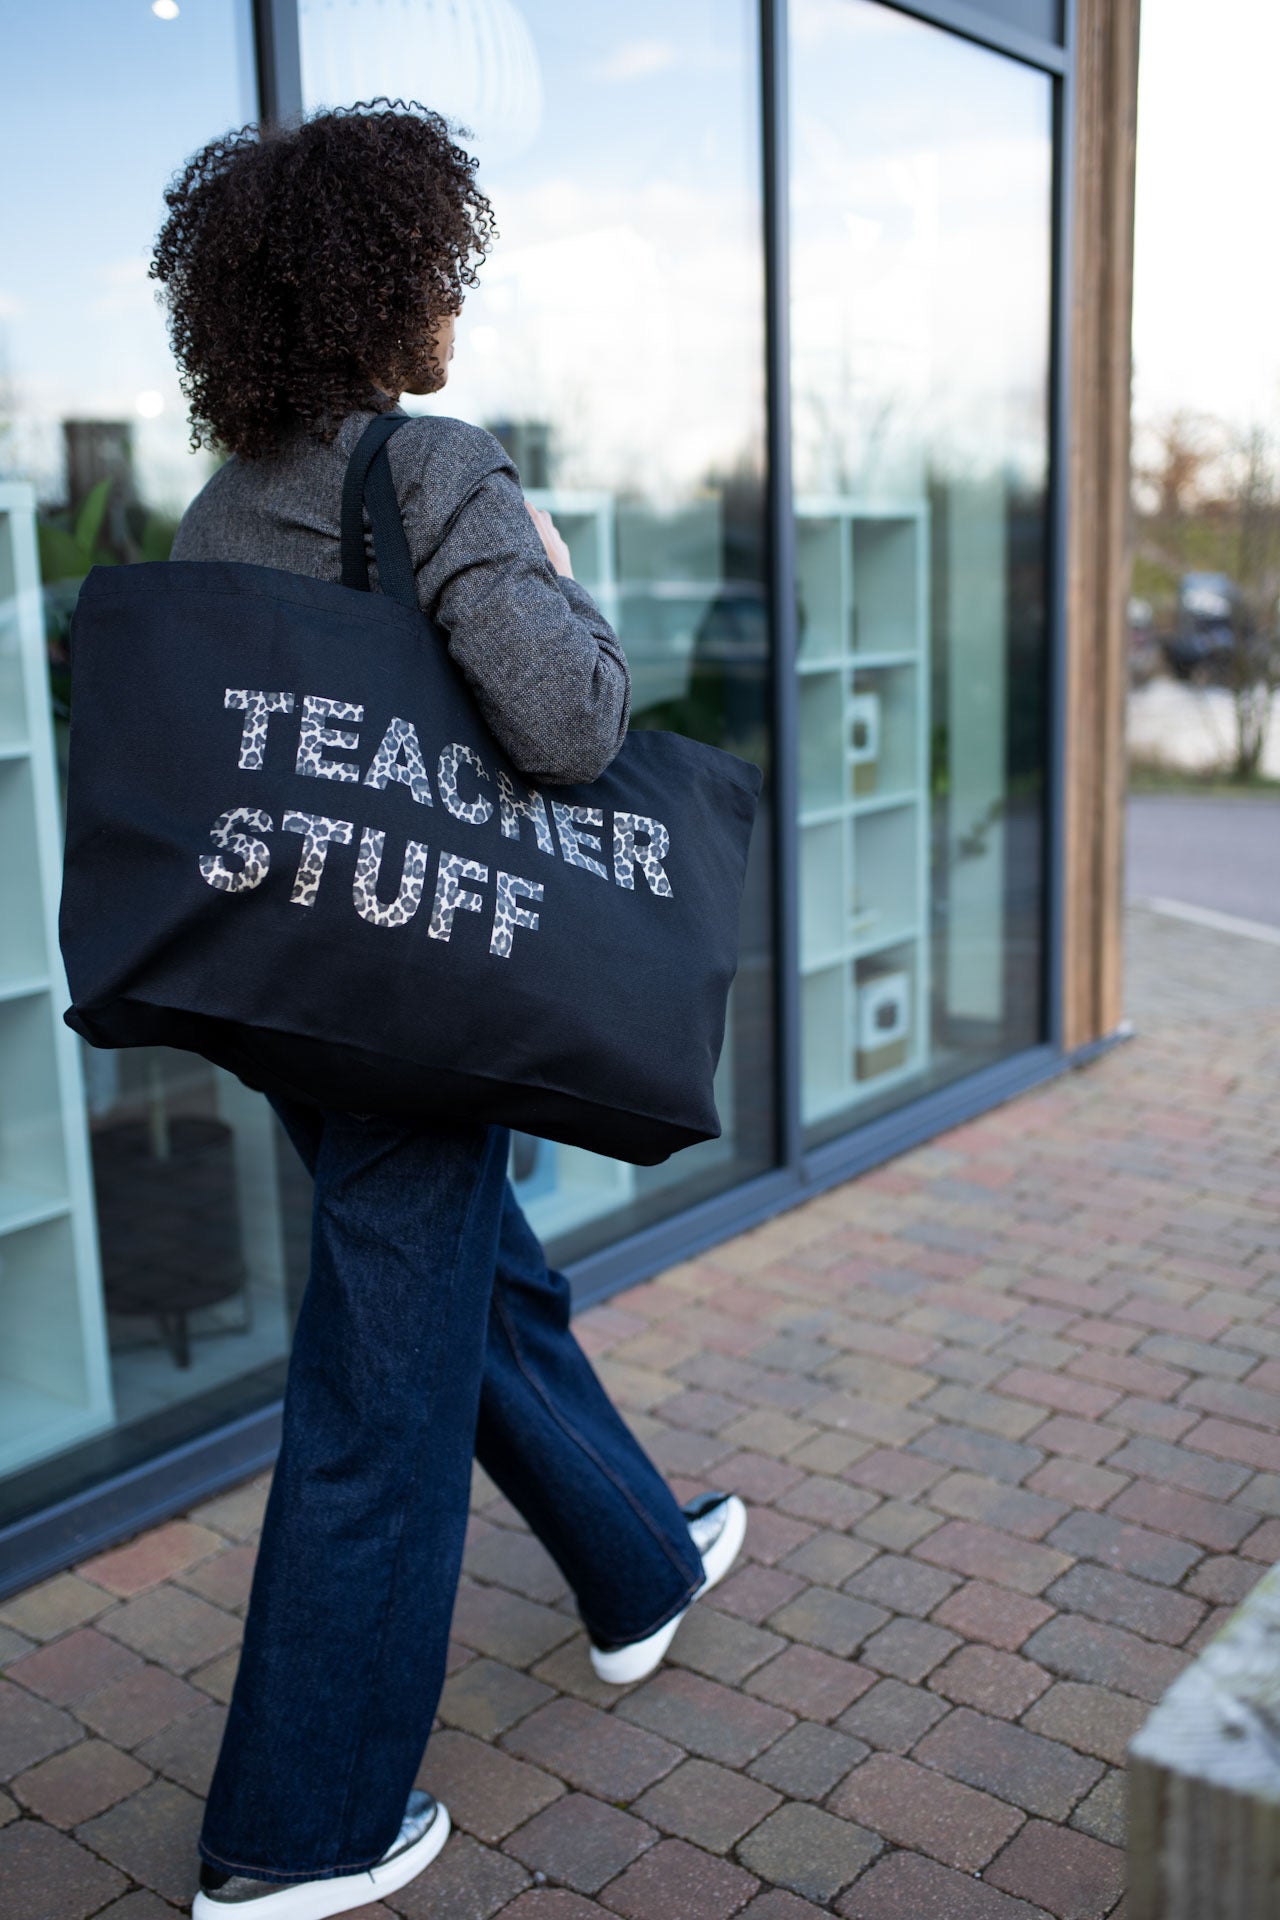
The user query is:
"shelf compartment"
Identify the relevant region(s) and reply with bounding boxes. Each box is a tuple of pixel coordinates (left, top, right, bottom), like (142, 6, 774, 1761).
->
(0, 1215, 107, 1478)
(0, 757, 51, 981)
(852, 942, 920, 1090)
(849, 660, 920, 799)
(796, 516, 847, 660)
(800, 818, 846, 970)
(0, 994, 71, 1199)
(800, 962, 848, 1122)
(851, 804, 920, 949)
(851, 516, 921, 656)
(798, 669, 846, 812)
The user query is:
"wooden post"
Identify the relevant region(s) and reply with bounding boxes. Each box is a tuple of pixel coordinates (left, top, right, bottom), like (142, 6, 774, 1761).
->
(1062, 0, 1142, 1051)
(1128, 1562, 1280, 1919)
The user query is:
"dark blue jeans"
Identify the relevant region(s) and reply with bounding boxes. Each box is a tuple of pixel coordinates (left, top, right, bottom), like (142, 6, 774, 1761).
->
(197, 1096, 704, 1885)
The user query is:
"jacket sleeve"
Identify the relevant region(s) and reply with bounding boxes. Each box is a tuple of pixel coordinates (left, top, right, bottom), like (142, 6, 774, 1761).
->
(396, 427, 631, 787)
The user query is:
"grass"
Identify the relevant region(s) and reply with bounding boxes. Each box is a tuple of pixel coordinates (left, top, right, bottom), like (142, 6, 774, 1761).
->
(1128, 754, 1280, 798)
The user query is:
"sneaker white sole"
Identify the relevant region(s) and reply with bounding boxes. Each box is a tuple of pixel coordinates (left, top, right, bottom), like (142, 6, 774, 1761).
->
(191, 1803, 451, 1920)
(589, 1494, 748, 1685)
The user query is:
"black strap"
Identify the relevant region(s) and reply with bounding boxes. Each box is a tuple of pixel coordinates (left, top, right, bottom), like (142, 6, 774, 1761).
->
(339, 412, 419, 610)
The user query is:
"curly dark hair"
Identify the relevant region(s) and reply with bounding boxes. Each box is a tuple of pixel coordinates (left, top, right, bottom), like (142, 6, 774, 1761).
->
(148, 99, 498, 460)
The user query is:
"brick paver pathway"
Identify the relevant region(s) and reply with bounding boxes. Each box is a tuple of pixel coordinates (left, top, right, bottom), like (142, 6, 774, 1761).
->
(4, 901, 1279, 1919)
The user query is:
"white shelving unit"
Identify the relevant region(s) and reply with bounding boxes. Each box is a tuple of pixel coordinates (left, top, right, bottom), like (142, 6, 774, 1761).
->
(0, 483, 115, 1474)
(795, 497, 930, 1127)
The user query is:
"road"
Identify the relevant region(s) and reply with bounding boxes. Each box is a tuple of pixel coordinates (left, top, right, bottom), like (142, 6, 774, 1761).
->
(1126, 793, 1280, 927)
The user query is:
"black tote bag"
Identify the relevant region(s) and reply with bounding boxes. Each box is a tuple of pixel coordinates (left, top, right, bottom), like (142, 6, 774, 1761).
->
(58, 413, 764, 1166)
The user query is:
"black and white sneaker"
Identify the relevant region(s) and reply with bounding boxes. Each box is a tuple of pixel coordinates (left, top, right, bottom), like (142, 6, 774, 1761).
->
(191, 1790, 449, 1919)
(588, 1492, 748, 1684)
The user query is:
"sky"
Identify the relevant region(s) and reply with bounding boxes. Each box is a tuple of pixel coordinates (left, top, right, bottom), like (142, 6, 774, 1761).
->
(1132, 0, 1280, 439)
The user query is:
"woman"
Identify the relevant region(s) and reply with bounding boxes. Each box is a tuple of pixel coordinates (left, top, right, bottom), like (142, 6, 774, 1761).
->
(152, 98, 747, 1920)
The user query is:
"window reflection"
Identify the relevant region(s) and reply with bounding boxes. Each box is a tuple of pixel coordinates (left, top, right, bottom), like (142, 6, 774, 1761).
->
(299, 0, 777, 1257)
(789, 0, 1053, 1142)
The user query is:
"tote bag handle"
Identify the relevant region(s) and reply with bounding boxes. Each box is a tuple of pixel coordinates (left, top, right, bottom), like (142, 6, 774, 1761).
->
(339, 411, 419, 611)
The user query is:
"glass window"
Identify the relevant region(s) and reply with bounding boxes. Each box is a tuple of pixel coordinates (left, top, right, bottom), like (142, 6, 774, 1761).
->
(960, 0, 1062, 43)
(0, 2, 313, 1531)
(298, 0, 777, 1262)
(789, 0, 1053, 1145)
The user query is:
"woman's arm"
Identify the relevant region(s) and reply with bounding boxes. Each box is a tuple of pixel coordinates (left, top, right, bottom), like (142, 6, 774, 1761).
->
(390, 420, 631, 787)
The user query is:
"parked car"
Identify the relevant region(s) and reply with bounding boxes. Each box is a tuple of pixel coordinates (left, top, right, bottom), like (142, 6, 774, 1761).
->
(1162, 572, 1239, 683)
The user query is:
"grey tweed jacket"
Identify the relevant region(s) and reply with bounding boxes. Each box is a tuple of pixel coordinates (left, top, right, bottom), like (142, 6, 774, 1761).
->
(168, 403, 631, 786)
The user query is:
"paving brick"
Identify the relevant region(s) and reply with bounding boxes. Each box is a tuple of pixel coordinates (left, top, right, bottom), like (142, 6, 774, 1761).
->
(844, 1555, 958, 1619)
(0, 1573, 114, 1643)
(90, 1895, 185, 1920)
(835, 1676, 950, 1753)
(860, 1617, 961, 1684)
(450, 1583, 578, 1668)
(983, 1819, 1125, 1919)
(915, 1706, 1101, 1819)
(528, 1636, 647, 1709)
(0, 1624, 35, 1667)
(1186, 1555, 1266, 1606)
(1138, 1334, 1253, 1379)
(915, 1522, 1072, 1596)
(185, 1477, 269, 1541)
(787, 1431, 875, 1478)
(740, 1893, 838, 1920)
(1023, 1615, 1190, 1704)
(1102, 1435, 1250, 1499)
(847, 1449, 946, 1500)
(632, 1757, 781, 1853)
(777, 1532, 877, 1588)
(739, 1509, 817, 1567)
(736, 1803, 881, 1904)
(1069, 1768, 1127, 1848)
(746, 1721, 868, 1800)
(173, 1543, 257, 1614)
(918, 1386, 1045, 1441)
(743, 1644, 875, 1721)
(0, 1676, 84, 1777)
(1023, 1417, 1121, 1466)
(503, 1698, 680, 1801)
(0, 1818, 128, 1918)
(615, 1669, 794, 1768)
(599, 1836, 759, 1920)
(773, 1478, 879, 1531)
(1106, 1478, 1256, 1553)
(417, 1729, 562, 1843)
(927, 1472, 1068, 1541)
(929, 1581, 1054, 1652)
(1044, 1564, 1205, 1646)
(994, 1368, 1120, 1421)
(854, 1500, 945, 1552)
(12, 1737, 151, 1827)
(837, 1848, 1048, 1920)
(766, 1587, 888, 1658)
(392, 1830, 529, 1919)
(1179, 1375, 1280, 1429)
(712, 1565, 806, 1625)
(1044, 1511, 1200, 1585)
(504, 1792, 655, 1893)
(132, 1700, 228, 1796)
(829, 1752, 1023, 1871)
(1103, 1396, 1199, 1443)
(1022, 1680, 1150, 1766)
(465, 1528, 570, 1606)
(909, 1426, 1046, 1483)
(437, 1657, 555, 1739)
(718, 1453, 808, 1505)
(502, 1892, 613, 1920)
(76, 1667, 207, 1750)
(94, 1588, 241, 1675)
(927, 1645, 1050, 1717)
(669, 1606, 786, 1685)
(1069, 1350, 1188, 1400)
(7, 1626, 143, 1707)
(1024, 1459, 1129, 1511)
(76, 1523, 224, 1598)
(1183, 1416, 1280, 1473)
(75, 1777, 204, 1905)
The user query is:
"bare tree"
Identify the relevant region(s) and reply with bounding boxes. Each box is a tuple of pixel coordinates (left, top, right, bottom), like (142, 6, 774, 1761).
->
(1223, 423, 1280, 779)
